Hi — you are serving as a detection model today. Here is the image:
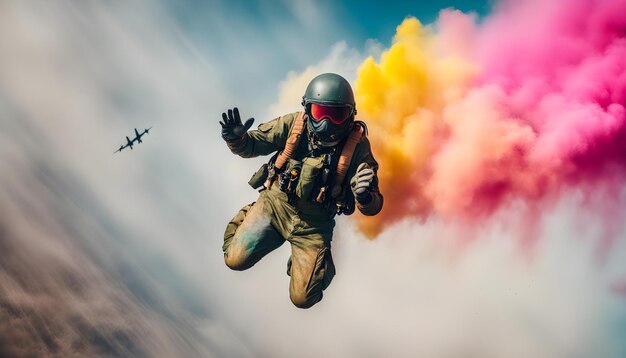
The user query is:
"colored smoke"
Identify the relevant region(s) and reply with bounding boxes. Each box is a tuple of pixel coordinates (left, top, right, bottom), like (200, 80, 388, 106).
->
(355, 0, 626, 237)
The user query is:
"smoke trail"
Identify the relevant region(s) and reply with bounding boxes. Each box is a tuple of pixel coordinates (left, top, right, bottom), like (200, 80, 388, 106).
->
(355, 0, 626, 237)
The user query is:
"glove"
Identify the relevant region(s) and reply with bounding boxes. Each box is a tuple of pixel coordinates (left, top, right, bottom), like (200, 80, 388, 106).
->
(350, 163, 375, 204)
(219, 107, 254, 141)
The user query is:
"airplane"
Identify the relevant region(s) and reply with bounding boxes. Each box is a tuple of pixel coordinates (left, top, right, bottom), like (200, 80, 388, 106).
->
(133, 127, 152, 144)
(114, 127, 152, 153)
(114, 136, 135, 153)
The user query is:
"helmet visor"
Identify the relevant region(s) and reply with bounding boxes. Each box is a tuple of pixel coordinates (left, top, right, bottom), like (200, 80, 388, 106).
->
(310, 104, 352, 124)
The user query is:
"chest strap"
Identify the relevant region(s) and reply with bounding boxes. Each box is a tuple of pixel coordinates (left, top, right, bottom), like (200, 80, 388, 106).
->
(275, 111, 306, 170)
(331, 122, 365, 198)
(264, 112, 306, 189)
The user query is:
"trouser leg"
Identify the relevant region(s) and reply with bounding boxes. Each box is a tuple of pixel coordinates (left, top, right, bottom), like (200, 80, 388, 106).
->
(223, 197, 284, 271)
(288, 238, 335, 309)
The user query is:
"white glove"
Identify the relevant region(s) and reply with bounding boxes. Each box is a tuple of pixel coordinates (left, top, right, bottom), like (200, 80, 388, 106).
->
(350, 163, 375, 203)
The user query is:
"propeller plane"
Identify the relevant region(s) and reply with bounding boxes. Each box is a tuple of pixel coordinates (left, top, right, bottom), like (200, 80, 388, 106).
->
(114, 127, 152, 153)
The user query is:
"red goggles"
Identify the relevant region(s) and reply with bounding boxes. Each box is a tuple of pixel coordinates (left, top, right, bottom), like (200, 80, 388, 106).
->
(310, 104, 352, 124)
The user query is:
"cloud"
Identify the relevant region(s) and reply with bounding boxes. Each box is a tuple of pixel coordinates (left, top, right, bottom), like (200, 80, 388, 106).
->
(215, 202, 626, 358)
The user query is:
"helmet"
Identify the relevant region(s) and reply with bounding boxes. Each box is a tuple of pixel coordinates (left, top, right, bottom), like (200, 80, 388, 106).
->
(301, 73, 357, 146)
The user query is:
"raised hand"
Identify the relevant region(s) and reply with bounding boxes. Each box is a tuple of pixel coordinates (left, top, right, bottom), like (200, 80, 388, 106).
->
(219, 107, 255, 141)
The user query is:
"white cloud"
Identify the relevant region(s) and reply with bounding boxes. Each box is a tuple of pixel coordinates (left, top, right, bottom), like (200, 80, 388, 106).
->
(223, 199, 625, 358)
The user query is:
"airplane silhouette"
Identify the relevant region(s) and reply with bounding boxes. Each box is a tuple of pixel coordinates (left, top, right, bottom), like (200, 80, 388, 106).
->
(114, 127, 152, 153)
(133, 127, 152, 144)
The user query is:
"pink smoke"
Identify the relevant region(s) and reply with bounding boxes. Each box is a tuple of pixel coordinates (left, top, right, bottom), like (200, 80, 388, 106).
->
(436, 0, 626, 245)
(468, 0, 626, 226)
(477, 0, 626, 168)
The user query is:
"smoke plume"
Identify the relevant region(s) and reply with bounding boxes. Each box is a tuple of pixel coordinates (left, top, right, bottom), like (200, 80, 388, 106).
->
(355, 0, 626, 237)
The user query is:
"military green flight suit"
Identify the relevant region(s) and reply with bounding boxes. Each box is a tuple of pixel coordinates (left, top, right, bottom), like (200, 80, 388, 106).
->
(223, 112, 383, 308)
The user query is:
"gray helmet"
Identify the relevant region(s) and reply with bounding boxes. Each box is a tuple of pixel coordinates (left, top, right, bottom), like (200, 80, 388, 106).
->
(301, 73, 357, 146)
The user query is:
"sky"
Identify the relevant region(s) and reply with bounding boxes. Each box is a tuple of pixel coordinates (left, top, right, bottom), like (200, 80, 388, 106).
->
(0, 0, 625, 357)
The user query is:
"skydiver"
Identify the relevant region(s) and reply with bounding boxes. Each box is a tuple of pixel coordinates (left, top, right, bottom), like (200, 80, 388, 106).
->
(220, 73, 383, 308)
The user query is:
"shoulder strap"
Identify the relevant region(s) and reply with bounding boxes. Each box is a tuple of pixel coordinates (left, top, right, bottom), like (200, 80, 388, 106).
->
(333, 121, 365, 191)
(274, 111, 306, 170)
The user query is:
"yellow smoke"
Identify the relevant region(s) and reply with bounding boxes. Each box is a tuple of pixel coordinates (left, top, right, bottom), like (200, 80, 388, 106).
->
(355, 16, 477, 237)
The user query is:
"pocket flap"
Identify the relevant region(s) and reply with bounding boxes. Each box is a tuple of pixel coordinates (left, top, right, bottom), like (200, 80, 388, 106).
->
(295, 157, 325, 201)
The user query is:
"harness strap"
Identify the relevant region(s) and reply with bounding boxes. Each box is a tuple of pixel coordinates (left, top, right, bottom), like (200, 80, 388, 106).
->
(275, 111, 306, 170)
(264, 112, 306, 190)
(332, 122, 365, 196)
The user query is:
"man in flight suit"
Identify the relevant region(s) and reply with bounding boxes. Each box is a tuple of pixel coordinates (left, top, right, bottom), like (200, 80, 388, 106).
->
(220, 73, 383, 308)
